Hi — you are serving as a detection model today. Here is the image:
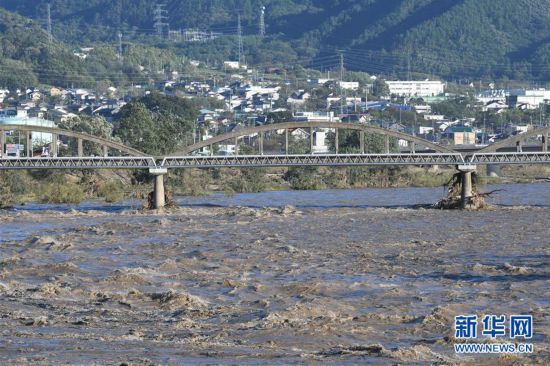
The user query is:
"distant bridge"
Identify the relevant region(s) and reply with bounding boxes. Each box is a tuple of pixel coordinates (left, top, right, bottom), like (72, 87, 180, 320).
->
(1, 122, 549, 208)
(0, 121, 549, 169)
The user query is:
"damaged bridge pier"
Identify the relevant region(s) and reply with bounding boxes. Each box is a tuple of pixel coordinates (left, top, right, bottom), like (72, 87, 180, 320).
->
(457, 165, 477, 210)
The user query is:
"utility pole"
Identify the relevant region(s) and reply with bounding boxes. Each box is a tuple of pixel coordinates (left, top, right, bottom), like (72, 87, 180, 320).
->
(413, 111, 417, 136)
(259, 5, 266, 37)
(237, 13, 243, 65)
(340, 53, 344, 115)
(47, 3, 53, 44)
(483, 112, 486, 144)
(154, 3, 169, 38)
(407, 49, 411, 81)
(340, 53, 344, 82)
(364, 87, 368, 112)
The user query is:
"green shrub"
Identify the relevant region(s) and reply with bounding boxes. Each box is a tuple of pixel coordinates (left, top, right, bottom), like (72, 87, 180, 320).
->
(226, 169, 268, 193)
(40, 183, 86, 204)
(97, 181, 125, 203)
(0, 175, 15, 208)
(285, 167, 324, 190)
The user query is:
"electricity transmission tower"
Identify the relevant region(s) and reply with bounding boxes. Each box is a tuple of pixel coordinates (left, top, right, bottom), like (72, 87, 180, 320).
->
(46, 3, 53, 43)
(259, 5, 265, 37)
(117, 31, 123, 63)
(237, 13, 244, 65)
(154, 3, 169, 38)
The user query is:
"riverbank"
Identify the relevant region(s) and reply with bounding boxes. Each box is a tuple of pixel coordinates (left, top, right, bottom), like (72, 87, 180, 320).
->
(1, 201, 548, 364)
(1, 165, 549, 207)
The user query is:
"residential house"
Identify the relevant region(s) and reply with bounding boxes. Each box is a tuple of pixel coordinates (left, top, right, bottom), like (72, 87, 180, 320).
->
(484, 100, 508, 113)
(49, 87, 63, 97)
(287, 90, 310, 105)
(442, 125, 476, 145)
(340, 114, 368, 124)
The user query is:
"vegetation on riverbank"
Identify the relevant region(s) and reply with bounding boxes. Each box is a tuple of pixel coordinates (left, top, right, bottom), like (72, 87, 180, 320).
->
(1, 164, 547, 207)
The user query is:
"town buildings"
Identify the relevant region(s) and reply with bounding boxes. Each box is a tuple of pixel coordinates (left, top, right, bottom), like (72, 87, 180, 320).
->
(386, 80, 445, 97)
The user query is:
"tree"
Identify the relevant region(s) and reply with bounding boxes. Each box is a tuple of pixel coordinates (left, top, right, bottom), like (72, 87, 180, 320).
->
(114, 102, 158, 153)
(373, 79, 390, 98)
(114, 94, 197, 154)
(58, 115, 116, 156)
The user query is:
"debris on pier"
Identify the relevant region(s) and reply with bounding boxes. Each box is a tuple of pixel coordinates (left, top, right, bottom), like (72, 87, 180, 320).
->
(434, 172, 494, 210)
(143, 190, 177, 210)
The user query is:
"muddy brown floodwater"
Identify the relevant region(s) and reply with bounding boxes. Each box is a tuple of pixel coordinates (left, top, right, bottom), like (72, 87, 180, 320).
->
(0, 185, 549, 365)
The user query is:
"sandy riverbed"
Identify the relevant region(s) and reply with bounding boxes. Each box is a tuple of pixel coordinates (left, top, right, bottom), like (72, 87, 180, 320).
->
(0, 205, 549, 365)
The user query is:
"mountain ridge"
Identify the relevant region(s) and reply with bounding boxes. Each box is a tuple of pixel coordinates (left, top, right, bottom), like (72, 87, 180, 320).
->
(2, 0, 550, 80)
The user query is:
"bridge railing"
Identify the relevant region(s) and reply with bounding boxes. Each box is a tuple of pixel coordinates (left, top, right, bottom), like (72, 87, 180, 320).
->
(161, 153, 465, 168)
(0, 156, 157, 170)
(469, 152, 550, 164)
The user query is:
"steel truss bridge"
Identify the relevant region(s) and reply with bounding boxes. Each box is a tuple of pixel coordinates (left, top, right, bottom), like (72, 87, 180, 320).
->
(1, 122, 549, 170)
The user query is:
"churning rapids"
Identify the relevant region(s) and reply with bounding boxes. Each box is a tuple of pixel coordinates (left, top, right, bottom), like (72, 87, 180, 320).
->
(0, 183, 549, 365)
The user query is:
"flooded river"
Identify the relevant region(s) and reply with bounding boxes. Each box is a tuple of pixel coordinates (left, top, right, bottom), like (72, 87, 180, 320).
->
(0, 183, 549, 364)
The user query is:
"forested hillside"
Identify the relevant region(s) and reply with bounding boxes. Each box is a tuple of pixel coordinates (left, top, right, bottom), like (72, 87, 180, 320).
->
(2, 0, 550, 81)
(0, 8, 190, 90)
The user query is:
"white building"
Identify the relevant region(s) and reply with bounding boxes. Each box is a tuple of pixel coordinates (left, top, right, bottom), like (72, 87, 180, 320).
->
(476, 89, 507, 104)
(309, 78, 333, 85)
(386, 80, 445, 97)
(414, 105, 432, 114)
(509, 89, 550, 107)
(418, 126, 434, 135)
(424, 114, 446, 121)
(224, 61, 242, 70)
(293, 111, 338, 122)
(237, 85, 280, 100)
(312, 129, 329, 154)
(218, 144, 236, 155)
(338, 81, 360, 90)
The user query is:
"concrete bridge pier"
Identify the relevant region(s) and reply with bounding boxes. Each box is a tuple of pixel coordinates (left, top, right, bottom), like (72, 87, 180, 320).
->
(149, 168, 168, 209)
(458, 165, 477, 210)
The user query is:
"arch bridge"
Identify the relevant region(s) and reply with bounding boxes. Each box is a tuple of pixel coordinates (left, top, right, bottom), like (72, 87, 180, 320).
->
(1, 122, 550, 168)
(468, 126, 550, 164)
(163, 121, 464, 168)
(1, 122, 550, 209)
(0, 124, 155, 169)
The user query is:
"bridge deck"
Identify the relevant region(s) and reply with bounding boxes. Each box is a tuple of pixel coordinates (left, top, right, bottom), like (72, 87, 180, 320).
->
(161, 153, 464, 168)
(0, 157, 157, 169)
(1, 152, 550, 170)
(469, 152, 550, 164)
